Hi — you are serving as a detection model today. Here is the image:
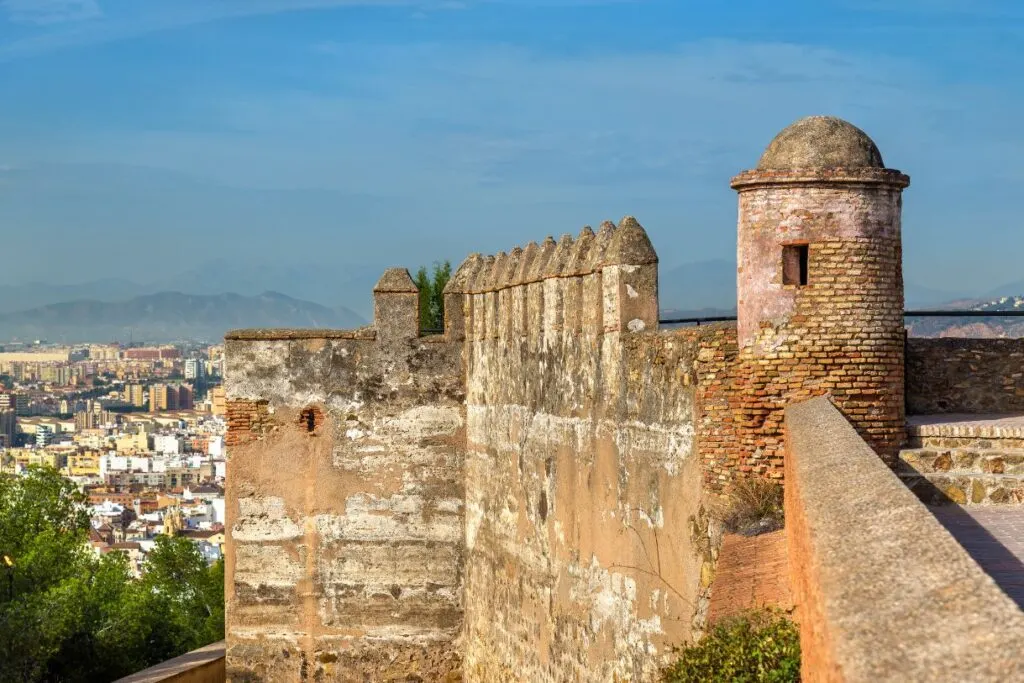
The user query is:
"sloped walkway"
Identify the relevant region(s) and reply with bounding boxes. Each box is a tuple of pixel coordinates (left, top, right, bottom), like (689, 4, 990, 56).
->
(930, 506, 1024, 610)
(707, 530, 792, 624)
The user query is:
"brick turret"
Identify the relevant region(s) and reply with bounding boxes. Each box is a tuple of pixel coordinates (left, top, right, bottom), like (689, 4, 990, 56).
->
(731, 115, 911, 463)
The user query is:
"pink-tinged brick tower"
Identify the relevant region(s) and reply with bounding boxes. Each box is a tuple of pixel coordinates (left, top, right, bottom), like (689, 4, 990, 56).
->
(728, 115, 911, 466)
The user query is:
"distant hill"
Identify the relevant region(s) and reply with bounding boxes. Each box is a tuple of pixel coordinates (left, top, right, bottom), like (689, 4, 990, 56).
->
(0, 264, 386, 319)
(906, 296, 1024, 338)
(0, 291, 366, 344)
(0, 279, 152, 314)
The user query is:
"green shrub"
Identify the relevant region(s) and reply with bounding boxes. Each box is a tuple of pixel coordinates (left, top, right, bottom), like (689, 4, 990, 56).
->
(721, 476, 784, 536)
(662, 608, 800, 683)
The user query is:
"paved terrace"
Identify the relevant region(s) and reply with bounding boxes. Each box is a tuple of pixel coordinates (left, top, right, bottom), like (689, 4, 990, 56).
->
(907, 413, 1024, 609)
(930, 506, 1024, 609)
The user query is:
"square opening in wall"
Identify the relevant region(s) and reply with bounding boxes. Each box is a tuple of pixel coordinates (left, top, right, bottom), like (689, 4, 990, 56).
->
(782, 244, 809, 287)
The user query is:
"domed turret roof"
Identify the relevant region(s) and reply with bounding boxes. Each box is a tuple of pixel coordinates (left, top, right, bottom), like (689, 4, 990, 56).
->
(757, 116, 884, 170)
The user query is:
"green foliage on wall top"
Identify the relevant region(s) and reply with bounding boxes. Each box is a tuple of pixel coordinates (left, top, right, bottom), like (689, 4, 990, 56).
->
(414, 260, 452, 333)
(662, 608, 800, 683)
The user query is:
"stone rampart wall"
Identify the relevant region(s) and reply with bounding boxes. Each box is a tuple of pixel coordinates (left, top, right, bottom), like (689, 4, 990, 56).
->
(223, 274, 466, 682)
(454, 219, 713, 681)
(907, 337, 1024, 414)
(785, 397, 1024, 682)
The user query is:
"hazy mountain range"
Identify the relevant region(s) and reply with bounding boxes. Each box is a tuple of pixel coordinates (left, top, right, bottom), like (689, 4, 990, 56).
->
(0, 258, 1010, 343)
(0, 292, 364, 344)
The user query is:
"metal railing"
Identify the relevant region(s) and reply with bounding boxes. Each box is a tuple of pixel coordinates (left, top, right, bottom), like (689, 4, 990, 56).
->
(419, 310, 1024, 334)
(903, 310, 1024, 318)
(658, 310, 1024, 326)
(658, 315, 737, 326)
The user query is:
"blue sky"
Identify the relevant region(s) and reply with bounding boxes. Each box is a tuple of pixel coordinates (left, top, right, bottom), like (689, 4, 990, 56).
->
(1, 0, 1022, 301)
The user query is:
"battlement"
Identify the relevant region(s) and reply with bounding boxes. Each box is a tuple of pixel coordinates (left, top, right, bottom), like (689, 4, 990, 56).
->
(443, 217, 658, 346)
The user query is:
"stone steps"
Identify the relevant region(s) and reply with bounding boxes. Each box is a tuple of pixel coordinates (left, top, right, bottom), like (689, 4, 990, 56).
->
(899, 471, 1024, 506)
(906, 435, 1024, 450)
(897, 448, 1024, 475)
(897, 446, 1024, 506)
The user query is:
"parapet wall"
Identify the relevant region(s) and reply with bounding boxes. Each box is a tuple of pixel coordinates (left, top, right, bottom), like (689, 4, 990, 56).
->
(454, 219, 713, 681)
(785, 397, 1024, 682)
(223, 270, 466, 681)
(907, 337, 1024, 414)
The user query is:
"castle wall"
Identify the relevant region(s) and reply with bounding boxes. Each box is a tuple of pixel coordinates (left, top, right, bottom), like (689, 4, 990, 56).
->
(907, 337, 1024, 414)
(222, 279, 466, 682)
(455, 220, 713, 682)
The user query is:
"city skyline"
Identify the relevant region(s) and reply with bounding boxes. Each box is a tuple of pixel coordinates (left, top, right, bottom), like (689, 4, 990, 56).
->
(1, 1, 1023, 298)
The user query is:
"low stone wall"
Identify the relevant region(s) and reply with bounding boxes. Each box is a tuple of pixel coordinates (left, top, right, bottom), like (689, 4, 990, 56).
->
(907, 337, 1024, 414)
(785, 397, 1024, 682)
(113, 641, 225, 683)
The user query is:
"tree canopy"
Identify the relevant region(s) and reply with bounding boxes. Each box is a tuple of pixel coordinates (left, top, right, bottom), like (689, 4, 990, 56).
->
(0, 466, 224, 682)
(413, 261, 452, 333)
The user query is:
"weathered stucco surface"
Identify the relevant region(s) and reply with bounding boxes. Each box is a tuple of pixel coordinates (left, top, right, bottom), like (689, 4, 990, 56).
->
(455, 219, 710, 681)
(224, 271, 466, 682)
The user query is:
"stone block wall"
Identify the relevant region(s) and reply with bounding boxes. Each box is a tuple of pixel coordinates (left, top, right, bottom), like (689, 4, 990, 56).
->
(907, 337, 1024, 414)
(223, 269, 466, 682)
(453, 218, 712, 681)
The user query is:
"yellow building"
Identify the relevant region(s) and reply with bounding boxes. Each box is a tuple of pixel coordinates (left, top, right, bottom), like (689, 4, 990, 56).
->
(125, 384, 145, 408)
(150, 383, 171, 412)
(210, 386, 226, 417)
(11, 449, 67, 470)
(88, 345, 121, 361)
(115, 432, 149, 454)
(0, 350, 71, 365)
(66, 453, 101, 476)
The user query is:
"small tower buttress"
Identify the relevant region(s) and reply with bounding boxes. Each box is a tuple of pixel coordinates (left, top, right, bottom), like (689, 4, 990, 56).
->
(731, 115, 911, 463)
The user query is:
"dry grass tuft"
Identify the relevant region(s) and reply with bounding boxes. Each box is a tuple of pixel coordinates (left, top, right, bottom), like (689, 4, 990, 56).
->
(719, 477, 784, 537)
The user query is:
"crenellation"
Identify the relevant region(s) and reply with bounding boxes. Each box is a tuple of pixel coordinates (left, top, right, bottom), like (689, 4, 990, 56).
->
(515, 241, 539, 285)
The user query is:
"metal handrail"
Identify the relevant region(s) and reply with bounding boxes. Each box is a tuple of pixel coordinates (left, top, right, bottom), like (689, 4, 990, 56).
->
(419, 310, 1024, 333)
(903, 310, 1024, 317)
(658, 310, 1024, 326)
(658, 316, 737, 326)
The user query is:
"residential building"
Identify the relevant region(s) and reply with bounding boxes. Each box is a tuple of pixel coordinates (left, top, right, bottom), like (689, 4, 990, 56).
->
(150, 383, 170, 412)
(177, 384, 194, 410)
(184, 358, 205, 380)
(125, 383, 145, 408)
(35, 425, 53, 447)
(153, 434, 183, 455)
(114, 431, 149, 454)
(210, 386, 226, 416)
(0, 409, 14, 447)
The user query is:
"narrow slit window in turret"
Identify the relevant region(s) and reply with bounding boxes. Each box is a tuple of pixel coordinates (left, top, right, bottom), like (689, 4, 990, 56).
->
(782, 244, 809, 287)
